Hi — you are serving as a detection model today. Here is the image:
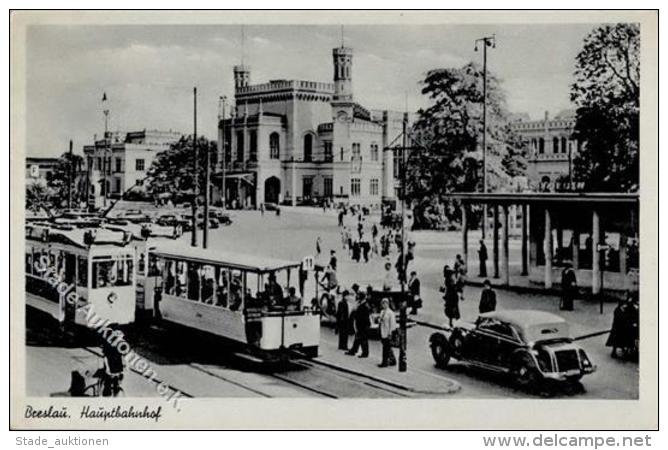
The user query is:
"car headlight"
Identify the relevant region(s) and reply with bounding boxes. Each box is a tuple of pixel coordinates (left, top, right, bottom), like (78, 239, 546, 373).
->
(578, 349, 593, 368)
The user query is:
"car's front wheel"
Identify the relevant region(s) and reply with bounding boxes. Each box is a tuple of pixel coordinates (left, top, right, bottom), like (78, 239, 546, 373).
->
(430, 333, 451, 368)
(512, 355, 541, 390)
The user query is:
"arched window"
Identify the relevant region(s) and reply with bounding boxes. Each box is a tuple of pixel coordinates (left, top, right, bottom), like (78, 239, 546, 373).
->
(538, 138, 545, 154)
(269, 132, 280, 159)
(249, 130, 257, 161)
(236, 131, 244, 162)
(303, 134, 313, 162)
(561, 137, 567, 154)
(552, 137, 559, 154)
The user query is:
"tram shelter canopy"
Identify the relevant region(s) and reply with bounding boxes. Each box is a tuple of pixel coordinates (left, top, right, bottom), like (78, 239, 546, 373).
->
(446, 192, 639, 294)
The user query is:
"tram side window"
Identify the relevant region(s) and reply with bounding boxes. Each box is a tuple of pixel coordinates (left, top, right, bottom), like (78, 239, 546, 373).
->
(56, 250, 65, 278)
(138, 253, 146, 276)
(48, 251, 56, 271)
(246, 272, 261, 309)
(229, 270, 244, 312)
(215, 267, 230, 308)
(175, 261, 188, 297)
(200, 264, 216, 304)
(77, 256, 88, 287)
(164, 260, 176, 295)
(25, 249, 33, 275)
(34, 249, 48, 275)
(92, 258, 133, 288)
(187, 262, 202, 301)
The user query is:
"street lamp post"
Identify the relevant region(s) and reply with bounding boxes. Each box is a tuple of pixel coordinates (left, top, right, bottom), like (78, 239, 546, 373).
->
(103, 107, 110, 208)
(398, 113, 408, 373)
(219, 96, 227, 210)
(191, 87, 199, 247)
(475, 35, 495, 239)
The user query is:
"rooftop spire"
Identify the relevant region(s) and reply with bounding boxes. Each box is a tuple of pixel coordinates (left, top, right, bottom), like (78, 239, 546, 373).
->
(340, 25, 344, 47)
(241, 25, 246, 65)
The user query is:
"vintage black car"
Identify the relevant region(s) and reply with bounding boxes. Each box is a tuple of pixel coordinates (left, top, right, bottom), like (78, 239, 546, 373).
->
(429, 310, 596, 388)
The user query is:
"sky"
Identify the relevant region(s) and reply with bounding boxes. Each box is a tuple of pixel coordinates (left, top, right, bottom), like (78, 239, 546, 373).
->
(25, 23, 598, 157)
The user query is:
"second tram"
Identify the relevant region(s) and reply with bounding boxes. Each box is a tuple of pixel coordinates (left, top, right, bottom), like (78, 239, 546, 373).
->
(149, 244, 320, 360)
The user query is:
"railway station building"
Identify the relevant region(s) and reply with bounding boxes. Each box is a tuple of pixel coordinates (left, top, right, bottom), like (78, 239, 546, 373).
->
(511, 110, 585, 190)
(454, 192, 640, 295)
(216, 44, 404, 209)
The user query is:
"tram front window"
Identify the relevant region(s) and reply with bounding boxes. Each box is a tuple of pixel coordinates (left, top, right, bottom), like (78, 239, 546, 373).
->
(92, 257, 133, 288)
(148, 254, 161, 277)
(77, 256, 88, 287)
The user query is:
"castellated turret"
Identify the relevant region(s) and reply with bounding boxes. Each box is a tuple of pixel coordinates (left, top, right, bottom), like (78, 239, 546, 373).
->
(332, 46, 353, 102)
(233, 65, 251, 90)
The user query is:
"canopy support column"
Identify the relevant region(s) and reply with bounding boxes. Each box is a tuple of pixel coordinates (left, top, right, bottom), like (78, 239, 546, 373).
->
(544, 207, 553, 288)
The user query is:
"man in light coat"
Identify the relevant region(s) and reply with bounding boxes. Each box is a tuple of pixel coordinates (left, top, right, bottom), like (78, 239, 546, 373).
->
(378, 298, 397, 367)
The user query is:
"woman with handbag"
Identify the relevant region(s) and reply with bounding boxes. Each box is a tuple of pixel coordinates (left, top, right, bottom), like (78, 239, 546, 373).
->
(378, 298, 397, 368)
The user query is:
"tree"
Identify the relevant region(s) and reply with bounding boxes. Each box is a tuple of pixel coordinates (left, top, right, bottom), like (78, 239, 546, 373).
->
(146, 135, 217, 203)
(408, 62, 527, 227)
(47, 152, 85, 208)
(26, 181, 52, 215)
(571, 23, 639, 192)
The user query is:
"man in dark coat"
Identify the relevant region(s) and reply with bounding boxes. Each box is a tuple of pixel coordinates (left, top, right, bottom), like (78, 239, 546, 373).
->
(336, 291, 351, 350)
(346, 293, 370, 358)
(478, 279, 497, 314)
(408, 271, 421, 315)
(478, 240, 488, 277)
(442, 266, 460, 327)
(606, 293, 638, 358)
(329, 250, 338, 271)
(560, 265, 577, 311)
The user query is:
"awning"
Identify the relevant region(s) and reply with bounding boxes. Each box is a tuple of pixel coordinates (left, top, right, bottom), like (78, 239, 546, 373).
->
(212, 172, 256, 187)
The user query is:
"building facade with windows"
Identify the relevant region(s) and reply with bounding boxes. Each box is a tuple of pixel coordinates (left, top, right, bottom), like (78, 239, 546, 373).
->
(83, 129, 181, 208)
(511, 110, 584, 190)
(25, 157, 60, 185)
(217, 45, 404, 208)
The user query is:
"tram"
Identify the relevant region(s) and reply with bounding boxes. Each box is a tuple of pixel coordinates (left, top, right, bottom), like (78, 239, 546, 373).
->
(25, 223, 137, 327)
(148, 243, 320, 360)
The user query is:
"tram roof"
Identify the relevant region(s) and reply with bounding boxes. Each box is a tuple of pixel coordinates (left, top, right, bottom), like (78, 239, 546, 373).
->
(25, 224, 134, 249)
(153, 243, 302, 273)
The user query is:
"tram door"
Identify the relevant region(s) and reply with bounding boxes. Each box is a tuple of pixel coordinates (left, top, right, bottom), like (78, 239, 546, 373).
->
(62, 253, 77, 324)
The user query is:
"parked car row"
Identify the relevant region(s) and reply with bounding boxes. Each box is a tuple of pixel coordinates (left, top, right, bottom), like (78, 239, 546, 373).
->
(33, 206, 234, 234)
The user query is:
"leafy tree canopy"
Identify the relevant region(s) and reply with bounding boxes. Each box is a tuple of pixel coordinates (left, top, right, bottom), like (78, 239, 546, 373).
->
(407, 62, 527, 227)
(146, 135, 217, 202)
(571, 23, 639, 192)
